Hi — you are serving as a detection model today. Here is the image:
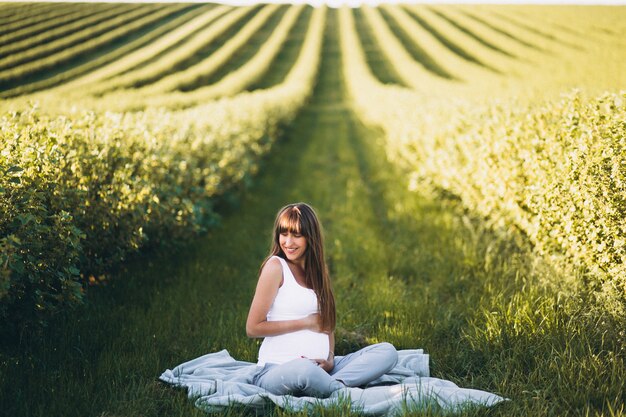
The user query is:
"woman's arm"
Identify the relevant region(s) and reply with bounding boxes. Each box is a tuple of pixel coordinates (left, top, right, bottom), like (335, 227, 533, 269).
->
(246, 257, 322, 338)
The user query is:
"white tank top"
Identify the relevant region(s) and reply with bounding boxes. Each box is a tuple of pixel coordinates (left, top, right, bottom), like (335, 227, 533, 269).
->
(257, 256, 330, 365)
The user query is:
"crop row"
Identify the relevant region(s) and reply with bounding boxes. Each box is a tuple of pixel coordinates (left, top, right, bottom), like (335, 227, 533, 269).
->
(352, 4, 623, 100)
(5, 4, 312, 113)
(3, 3, 621, 102)
(146, 4, 281, 94)
(0, 6, 214, 98)
(0, 3, 79, 36)
(60, 5, 230, 95)
(0, 5, 326, 325)
(0, 4, 196, 89)
(0, 4, 134, 57)
(246, 5, 313, 91)
(78, 5, 247, 95)
(0, 3, 120, 50)
(100, 5, 304, 111)
(0, 4, 160, 72)
(339, 6, 626, 312)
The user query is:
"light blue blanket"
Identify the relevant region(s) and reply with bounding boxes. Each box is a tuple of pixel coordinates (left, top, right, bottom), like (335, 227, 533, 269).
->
(159, 349, 506, 415)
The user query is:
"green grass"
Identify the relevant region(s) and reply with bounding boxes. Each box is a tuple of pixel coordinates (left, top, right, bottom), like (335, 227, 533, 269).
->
(0, 7, 624, 417)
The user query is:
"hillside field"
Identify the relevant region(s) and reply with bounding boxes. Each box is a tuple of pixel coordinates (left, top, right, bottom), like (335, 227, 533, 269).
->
(0, 3, 625, 416)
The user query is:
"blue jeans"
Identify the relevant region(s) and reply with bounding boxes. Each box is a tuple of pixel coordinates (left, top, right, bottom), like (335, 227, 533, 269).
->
(253, 342, 398, 397)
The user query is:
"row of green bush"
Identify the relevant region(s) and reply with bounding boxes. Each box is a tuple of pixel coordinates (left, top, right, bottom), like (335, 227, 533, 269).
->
(385, 91, 626, 315)
(0, 100, 280, 327)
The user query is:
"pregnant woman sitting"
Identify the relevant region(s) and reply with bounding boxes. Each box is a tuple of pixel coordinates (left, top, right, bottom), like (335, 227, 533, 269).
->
(246, 202, 398, 397)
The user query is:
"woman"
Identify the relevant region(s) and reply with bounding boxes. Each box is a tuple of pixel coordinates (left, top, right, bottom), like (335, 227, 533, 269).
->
(246, 202, 398, 397)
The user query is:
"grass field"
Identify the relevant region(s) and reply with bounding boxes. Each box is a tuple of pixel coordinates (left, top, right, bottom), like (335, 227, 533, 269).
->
(0, 3, 625, 416)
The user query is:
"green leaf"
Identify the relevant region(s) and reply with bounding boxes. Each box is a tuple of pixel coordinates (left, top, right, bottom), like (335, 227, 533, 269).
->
(19, 214, 35, 226)
(6, 166, 23, 174)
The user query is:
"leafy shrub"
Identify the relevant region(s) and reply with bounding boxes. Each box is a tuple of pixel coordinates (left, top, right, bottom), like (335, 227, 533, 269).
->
(0, 108, 215, 325)
(368, 90, 626, 315)
(0, 102, 276, 326)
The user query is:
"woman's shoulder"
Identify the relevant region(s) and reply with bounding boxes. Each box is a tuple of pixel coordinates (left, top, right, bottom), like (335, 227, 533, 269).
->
(266, 255, 284, 265)
(259, 256, 284, 285)
(262, 256, 284, 273)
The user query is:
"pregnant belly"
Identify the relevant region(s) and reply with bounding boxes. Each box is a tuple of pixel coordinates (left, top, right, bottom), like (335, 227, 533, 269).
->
(258, 330, 329, 365)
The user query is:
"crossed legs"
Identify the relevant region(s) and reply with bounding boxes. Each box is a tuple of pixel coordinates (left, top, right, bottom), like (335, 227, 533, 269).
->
(254, 342, 398, 397)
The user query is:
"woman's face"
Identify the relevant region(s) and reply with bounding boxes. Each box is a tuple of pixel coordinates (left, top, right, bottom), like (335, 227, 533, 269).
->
(279, 231, 307, 264)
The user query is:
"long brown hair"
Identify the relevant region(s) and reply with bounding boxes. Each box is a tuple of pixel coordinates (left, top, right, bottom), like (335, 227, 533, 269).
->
(260, 203, 336, 332)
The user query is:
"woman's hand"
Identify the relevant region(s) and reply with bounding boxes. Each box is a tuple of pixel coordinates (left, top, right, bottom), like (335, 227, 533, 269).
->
(314, 357, 334, 373)
(303, 313, 324, 333)
(312, 348, 334, 373)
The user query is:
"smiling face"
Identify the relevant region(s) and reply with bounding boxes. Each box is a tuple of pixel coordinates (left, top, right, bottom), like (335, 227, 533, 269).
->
(273, 205, 312, 267)
(279, 231, 307, 264)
